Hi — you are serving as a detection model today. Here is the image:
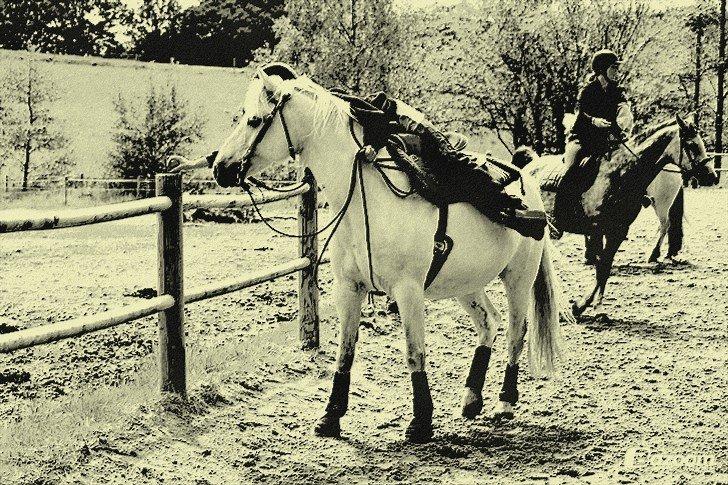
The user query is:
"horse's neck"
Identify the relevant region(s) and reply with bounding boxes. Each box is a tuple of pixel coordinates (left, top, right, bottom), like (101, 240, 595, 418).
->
(612, 129, 677, 189)
(298, 116, 361, 209)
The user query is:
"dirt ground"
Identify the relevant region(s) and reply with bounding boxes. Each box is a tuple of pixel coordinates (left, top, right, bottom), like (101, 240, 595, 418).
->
(0, 188, 726, 484)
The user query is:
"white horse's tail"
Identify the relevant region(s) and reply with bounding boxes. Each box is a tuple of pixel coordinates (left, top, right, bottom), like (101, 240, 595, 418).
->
(529, 238, 565, 375)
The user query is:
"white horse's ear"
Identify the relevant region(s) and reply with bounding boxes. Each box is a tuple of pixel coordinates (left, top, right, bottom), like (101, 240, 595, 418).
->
(258, 69, 282, 96)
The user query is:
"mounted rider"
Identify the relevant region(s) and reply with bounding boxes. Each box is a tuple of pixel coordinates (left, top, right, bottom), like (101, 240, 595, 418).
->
(553, 49, 633, 231)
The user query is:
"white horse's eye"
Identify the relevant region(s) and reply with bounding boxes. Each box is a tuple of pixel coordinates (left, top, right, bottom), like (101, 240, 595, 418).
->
(248, 116, 262, 128)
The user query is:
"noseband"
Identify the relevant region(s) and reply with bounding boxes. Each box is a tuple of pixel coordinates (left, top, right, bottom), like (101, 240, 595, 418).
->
(676, 134, 711, 182)
(237, 92, 297, 188)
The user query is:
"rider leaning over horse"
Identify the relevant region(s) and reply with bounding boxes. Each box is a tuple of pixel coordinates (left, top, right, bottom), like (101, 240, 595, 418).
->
(553, 49, 633, 230)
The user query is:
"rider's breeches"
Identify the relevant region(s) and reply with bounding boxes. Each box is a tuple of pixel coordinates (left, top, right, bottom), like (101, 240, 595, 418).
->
(564, 138, 588, 170)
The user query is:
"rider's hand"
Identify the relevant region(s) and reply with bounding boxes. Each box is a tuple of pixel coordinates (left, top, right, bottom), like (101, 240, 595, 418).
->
(592, 117, 611, 129)
(167, 155, 207, 173)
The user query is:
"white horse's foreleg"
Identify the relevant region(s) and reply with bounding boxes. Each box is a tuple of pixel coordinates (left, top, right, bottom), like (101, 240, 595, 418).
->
(314, 280, 365, 438)
(493, 278, 531, 420)
(457, 291, 500, 419)
(391, 280, 433, 443)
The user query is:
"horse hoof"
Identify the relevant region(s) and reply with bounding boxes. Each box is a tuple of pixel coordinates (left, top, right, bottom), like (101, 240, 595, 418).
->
(386, 300, 399, 315)
(405, 418, 433, 443)
(492, 401, 515, 421)
(461, 392, 484, 420)
(314, 414, 341, 438)
(572, 301, 585, 317)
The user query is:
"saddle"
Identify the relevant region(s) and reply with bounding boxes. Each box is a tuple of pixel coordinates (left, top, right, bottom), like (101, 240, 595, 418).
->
(332, 90, 546, 240)
(550, 153, 606, 234)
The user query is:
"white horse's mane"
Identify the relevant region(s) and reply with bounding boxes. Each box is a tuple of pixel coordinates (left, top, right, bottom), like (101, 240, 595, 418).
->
(249, 75, 354, 139)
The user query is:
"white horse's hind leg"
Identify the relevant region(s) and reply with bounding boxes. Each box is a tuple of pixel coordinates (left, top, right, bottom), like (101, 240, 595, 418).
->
(648, 217, 669, 263)
(457, 291, 501, 419)
(314, 280, 365, 438)
(391, 280, 433, 443)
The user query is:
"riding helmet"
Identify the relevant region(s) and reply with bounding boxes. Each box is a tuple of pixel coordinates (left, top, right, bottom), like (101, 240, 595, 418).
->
(591, 49, 621, 74)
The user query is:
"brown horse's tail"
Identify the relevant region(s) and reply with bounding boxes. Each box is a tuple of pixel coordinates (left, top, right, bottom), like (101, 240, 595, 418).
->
(667, 186, 684, 258)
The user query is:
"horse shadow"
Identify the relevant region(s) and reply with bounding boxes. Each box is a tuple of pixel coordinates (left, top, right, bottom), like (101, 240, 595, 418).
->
(577, 313, 677, 340)
(611, 260, 695, 276)
(341, 420, 597, 481)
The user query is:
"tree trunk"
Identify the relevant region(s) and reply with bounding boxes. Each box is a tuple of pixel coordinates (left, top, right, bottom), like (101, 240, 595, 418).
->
(22, 141, 30, 191)
(717, 0, 726, 181)
(694, 26, 703, 128)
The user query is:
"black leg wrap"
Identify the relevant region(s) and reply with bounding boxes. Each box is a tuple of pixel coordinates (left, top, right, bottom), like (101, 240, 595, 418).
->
(411, 371, 433, 421)
(498, 364, 520, 404)
(406, 371, 434, 443)
(465, 345, 492, 392)
(325, 371, 351, 417)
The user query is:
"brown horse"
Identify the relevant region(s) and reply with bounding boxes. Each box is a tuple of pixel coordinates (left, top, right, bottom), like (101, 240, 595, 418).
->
(526, 115, 716, 316)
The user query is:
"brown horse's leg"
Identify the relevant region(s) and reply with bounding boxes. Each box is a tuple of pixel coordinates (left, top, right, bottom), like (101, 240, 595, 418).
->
(573, 231, 626, 316)
(584, 230, 603, 266)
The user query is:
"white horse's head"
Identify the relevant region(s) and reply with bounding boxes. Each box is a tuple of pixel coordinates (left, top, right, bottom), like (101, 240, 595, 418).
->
(212, 63, 300, 187)
(212, 63, 353, 188)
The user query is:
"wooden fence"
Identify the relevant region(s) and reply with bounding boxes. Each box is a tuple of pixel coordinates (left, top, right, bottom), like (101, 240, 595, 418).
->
(0, 172, 320, 398)
(3, 176, 295, 205)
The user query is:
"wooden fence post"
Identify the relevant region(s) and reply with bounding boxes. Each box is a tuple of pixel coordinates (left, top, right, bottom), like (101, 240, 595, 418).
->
(63, 176, 68, 205)
(298, 168, 319, 349)
(156, 173, 186, 397)
(4, 175, 8, 193)
(136, 176, 142, 198)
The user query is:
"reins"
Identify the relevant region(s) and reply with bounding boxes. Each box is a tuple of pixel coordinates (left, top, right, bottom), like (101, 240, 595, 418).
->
(239, 91, 418, 295)
(235, 92, 362, 279)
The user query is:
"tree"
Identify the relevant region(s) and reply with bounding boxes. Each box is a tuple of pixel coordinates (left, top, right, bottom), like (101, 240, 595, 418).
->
(173, 0, 284, 67)
(129, 0, 182, 62)
(716, 0, 726, 179)
(686, 3, 719, 127)
(265, 0, 403, 94)
(0, 60, 70, 190)
(0, 0, 129, 56)
(109, 82, 204, 179)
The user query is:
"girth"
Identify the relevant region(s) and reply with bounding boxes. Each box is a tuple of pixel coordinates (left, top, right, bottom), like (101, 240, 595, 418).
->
(424, 204, 453, 290)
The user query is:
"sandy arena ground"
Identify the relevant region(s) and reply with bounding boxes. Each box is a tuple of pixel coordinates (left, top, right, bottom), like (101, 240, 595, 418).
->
(0, 188, 726, 484)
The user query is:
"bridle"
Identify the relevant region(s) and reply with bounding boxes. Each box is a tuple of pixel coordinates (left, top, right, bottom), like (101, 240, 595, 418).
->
(231, 88, 374, 288)
(236, 92, 297, 189)
(616, 126, 711, 183)
(673, 133, 712, 183)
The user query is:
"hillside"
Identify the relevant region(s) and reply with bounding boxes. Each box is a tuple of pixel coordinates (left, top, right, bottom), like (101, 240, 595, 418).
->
(0, 48, 517, 185)
(0, 49, 251, 180)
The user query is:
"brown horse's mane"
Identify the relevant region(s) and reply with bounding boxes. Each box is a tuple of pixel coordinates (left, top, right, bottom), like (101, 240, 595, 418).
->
(631, 117, 677, 147)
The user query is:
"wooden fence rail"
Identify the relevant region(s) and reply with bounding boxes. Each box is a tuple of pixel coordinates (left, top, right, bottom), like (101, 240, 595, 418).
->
(0, 172, 320, 398)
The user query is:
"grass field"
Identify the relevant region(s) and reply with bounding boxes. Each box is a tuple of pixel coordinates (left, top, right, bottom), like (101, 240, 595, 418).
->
(0, 49, 251, 181)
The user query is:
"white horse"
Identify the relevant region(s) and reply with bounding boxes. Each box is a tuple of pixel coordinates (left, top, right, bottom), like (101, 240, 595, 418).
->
(210, 64, 567, 443)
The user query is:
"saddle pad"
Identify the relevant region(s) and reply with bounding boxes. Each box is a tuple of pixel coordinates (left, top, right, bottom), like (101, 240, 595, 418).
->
(526, 155, 566, 192)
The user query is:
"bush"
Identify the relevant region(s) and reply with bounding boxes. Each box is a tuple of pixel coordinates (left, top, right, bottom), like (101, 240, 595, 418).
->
(109, 82, 205, 179)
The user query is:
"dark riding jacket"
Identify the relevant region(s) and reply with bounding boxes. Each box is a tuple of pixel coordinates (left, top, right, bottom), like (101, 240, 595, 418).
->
(570, 77, 628, 153)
